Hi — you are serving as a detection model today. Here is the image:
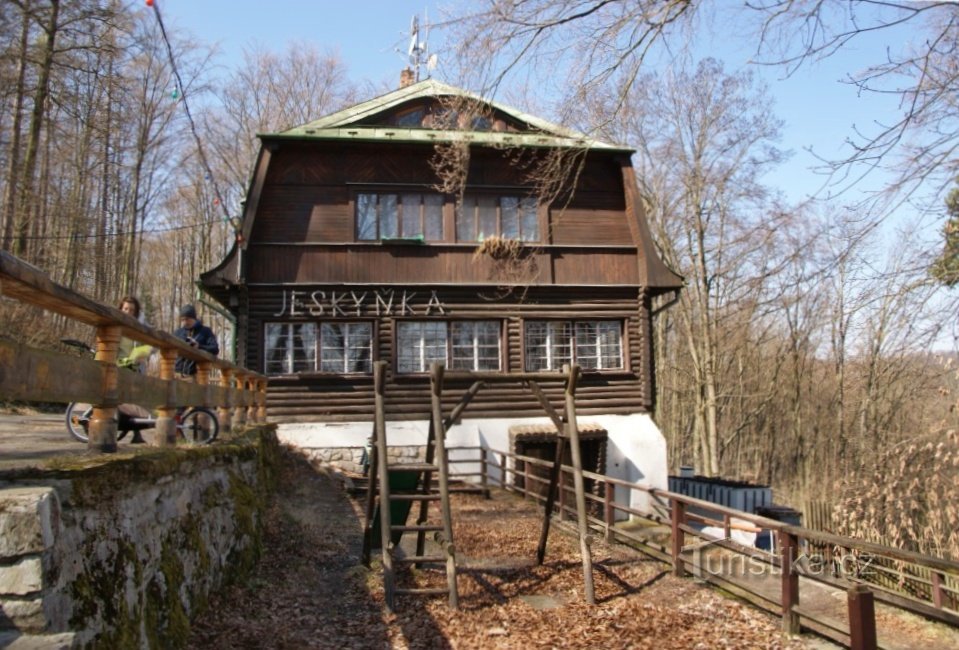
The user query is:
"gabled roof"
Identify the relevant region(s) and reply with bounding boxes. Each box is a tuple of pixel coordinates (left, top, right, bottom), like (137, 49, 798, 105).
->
(265, 78, 630, 152)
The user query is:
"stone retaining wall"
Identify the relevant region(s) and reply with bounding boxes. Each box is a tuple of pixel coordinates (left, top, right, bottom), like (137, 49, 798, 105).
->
(303, 445, 425, 475)
(0, 427, 278, 649)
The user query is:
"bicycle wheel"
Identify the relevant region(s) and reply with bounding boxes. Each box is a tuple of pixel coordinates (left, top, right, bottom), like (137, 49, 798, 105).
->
(65, 402, 92, 443)
(179, 407, 219, 444)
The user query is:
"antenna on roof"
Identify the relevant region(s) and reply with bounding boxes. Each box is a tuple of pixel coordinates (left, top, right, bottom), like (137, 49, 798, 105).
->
(407, 12, 433, 82)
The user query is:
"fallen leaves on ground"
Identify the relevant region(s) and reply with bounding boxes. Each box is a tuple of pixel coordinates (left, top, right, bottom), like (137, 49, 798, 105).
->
(187, 448, 812, 649)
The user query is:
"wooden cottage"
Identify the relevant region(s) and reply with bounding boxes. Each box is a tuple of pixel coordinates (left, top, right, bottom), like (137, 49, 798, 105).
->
(201, 78, 681, 508)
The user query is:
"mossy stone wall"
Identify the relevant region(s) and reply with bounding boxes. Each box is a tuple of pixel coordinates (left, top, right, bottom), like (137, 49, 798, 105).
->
(0, 426, 279, 649)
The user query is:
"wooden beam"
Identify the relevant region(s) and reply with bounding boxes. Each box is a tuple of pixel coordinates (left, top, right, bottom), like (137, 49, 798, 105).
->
(526, 380, 565, 434)
(443, 380, 485, 428)
(374, 361, 395, 611)
(563, 364, 595, 605)
(430, 362, 459, 609)
(536, 431, 568, 565)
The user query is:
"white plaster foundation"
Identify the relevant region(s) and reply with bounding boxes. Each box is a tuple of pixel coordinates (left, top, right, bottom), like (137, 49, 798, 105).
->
(277, 413, 668, 517)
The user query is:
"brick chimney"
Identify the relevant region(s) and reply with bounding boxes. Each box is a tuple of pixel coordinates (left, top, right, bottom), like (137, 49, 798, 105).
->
(400, 68, 415, 88)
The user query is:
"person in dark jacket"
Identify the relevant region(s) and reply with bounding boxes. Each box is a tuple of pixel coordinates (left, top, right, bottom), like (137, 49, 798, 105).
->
(174, 304, 219, 376)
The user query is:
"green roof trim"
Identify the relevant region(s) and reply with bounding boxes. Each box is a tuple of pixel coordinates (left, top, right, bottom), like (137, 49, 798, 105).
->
(265, 79, 629, 152)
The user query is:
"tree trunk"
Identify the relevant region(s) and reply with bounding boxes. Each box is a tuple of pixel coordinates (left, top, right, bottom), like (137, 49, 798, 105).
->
(15, 0, 60, 257)
(2, 7, 30, 250)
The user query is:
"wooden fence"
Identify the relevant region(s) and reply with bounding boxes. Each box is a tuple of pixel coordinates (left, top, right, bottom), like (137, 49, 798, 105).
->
(0, 250, 266, 451)
(461, 444, 959, 647)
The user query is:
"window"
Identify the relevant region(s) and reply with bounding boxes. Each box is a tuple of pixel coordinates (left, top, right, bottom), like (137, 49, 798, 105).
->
(397, 321, 501, 373)
(264, 322, 373, 374)
(265, 323, 316, 374)
(356, 192, 443, 241)
(457, 195, 539, 242)
(451, 321, 501, 371)
(525, 320, 622, 371)
(319, 323, 373, 373)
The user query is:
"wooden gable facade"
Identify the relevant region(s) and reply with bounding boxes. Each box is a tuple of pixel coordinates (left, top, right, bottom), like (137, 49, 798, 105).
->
(201, 79, 681, 422)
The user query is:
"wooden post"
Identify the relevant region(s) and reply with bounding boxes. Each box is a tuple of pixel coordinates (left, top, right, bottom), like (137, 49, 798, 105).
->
(564, 364, 595, 605)
(233, 373, 247, 428)
(604, 483, 614, 543)
(373, 362, 395, 610)
(217, 367, 233, 434)
(536, 423, 568, 565)
(257, 379, 268, 423)
(931, 571, 945, 609)
(89, 325, 121, 453)
(196, 361, 211, 404)
(361, 426, 378, 568)
(480, 448, 490, 499)
(558, 480, 566, 521)
(430, 363, 459, 609)
(848, 584, 877, 650)
(523, 460, 531, 500)
(781, 531, 800, 634)
(723, 513, 731, 540)
(246, 376, 257, 422)
(155, 347, 178, 447)
(671, 498, 686, 577)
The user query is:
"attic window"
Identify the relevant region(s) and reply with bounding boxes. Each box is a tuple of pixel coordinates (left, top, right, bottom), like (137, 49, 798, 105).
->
(394, 108, 425, 127)
(471, 116, 492, 131)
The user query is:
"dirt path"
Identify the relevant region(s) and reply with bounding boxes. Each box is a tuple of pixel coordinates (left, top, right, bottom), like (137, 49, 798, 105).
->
(187, 448, 821, 649)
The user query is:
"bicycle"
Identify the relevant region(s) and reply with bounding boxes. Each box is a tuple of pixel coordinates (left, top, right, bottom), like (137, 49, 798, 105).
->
(62, 339, 219, 445)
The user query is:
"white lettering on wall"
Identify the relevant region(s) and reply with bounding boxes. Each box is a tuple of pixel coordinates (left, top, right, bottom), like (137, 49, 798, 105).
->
(272, 288, 449, 318)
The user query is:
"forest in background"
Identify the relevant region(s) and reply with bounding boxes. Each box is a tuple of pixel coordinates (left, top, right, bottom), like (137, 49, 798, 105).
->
(1, 0, 957, 559)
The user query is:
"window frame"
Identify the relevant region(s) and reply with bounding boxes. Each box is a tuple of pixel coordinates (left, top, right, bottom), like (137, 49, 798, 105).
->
(393, 319, 504, 375)
(262, 320, 376, 376)
(522, 319, 626, 373)
(456, 194, 542, 243)
(353, 191, 445, 242)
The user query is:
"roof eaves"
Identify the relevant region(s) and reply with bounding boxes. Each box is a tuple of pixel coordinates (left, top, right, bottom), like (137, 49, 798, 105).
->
(261, 127, 633, 153)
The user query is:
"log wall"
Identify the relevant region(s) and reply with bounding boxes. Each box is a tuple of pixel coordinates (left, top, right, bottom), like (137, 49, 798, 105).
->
(247, 286, 652, 420)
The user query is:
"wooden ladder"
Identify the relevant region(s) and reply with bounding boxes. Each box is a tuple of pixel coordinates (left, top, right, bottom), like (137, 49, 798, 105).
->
(365, 361, 458, 611)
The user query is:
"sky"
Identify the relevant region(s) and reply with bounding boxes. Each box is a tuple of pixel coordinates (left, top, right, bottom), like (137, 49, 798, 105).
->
(156, 0, 918, 210)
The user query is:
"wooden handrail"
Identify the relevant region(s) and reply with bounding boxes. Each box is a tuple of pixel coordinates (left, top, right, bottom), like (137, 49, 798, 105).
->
(0, 251, 264, 377)
(0, 250, 266, 451)
(479, 443, 959, 634)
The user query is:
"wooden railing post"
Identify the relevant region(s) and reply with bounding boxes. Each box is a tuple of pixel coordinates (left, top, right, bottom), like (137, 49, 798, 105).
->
(257, 379, 268, 423)
(848, 584, 877, 650)
(89, 324, 121, 453)
(604, 483, 614, 543)
(246, 376, 257, 422)
(781, 530, 800, 634)
(196, 361, 212, 406)
(671, 497, 686, 577)
(480, 448, 490, 499)
(218, 367, 233, 433)
(932, 571, 945, 609)
(233, 373, 247, 428)
(155, 348, 178, 447)
(523, 460, 531, 500)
